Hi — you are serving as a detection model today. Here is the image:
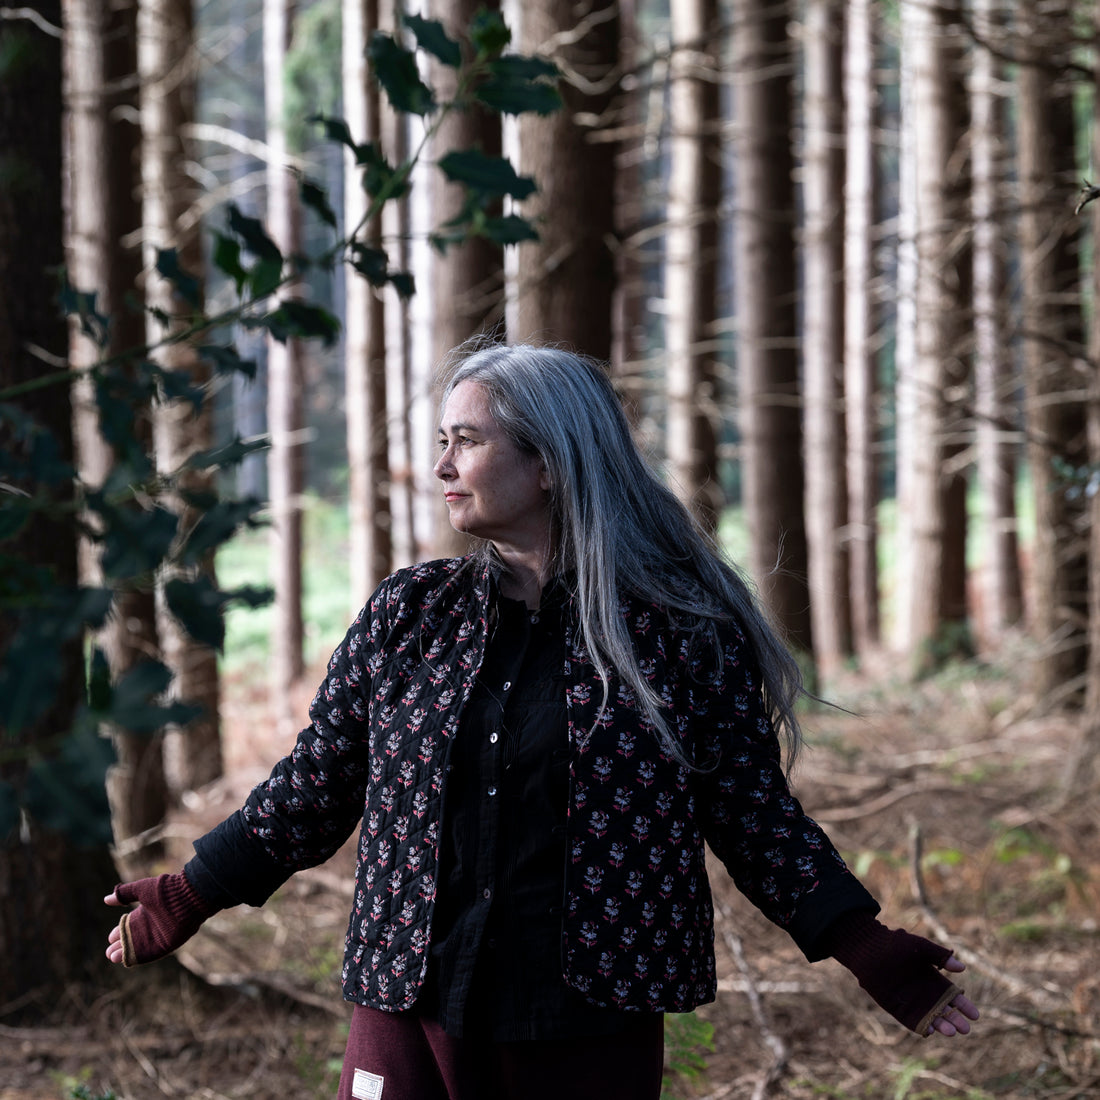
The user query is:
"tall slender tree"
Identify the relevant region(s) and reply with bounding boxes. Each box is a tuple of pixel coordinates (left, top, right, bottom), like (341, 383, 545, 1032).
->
(382, 1, 417, 567)
(139, 0, 223, 793)
(802, 0, 851, 676)
(427, 0, 505, 559)
(0, 0, 118, 1008)
(514, 0, 619, 360)
(731, 0, 812, 653)
(843, 0, 880, 654)
(895, 0, 972, 670)
(265, 0, 306, 729)
(344, 0, 393, 607)
(665, 0, 721, 530)
(892, 0, 918, 651)
(65, 0, 164, 846)
(970, 0, 1022, 643)
(1016, 0, 1089, 701)
(1068, 17, 1100, 796)
(610, 0, 647, 404)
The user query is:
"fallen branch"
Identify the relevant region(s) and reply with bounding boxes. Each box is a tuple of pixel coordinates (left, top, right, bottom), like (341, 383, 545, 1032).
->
(814, 780, 964, 824)
(715, 898, 789, 1100)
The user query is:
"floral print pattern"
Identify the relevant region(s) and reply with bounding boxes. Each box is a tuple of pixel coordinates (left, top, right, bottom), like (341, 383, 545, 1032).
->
(232, 557, 874, 1014)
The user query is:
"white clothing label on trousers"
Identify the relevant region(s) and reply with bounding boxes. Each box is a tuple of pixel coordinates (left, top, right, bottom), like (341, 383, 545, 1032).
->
(352, 1068, 384, 1100)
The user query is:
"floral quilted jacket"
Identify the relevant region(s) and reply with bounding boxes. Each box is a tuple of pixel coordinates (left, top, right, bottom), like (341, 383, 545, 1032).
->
(193, 555, 877, 1014)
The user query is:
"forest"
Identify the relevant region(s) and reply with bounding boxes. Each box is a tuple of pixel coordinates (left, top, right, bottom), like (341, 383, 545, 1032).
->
(2, 0, 1100, 1097)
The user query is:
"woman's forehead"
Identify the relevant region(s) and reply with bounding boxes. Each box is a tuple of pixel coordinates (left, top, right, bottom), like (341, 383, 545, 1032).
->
(439, 379, 493, 431)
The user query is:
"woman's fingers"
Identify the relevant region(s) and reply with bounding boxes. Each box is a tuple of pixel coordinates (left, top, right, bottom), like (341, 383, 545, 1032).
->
(927, 993, 980, 1036)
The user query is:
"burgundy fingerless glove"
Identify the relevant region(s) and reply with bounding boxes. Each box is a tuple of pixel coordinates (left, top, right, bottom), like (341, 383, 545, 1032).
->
(822, 910, 962, 1035)
(113, 871, 221, 967)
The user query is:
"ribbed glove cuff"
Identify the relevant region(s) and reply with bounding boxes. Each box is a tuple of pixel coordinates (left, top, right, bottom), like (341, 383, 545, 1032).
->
(113, 871, 221, 967)
(823, 911, 961, 1035)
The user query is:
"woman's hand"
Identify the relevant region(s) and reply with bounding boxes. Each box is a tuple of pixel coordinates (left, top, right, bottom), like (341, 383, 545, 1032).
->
(924, 956, 980, 1036)
(823, 911, 980, 1037)
(104, 872, 218, 967)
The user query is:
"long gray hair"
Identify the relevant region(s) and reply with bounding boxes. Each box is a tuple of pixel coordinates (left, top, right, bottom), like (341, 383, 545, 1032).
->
(438, 342, 805, 772)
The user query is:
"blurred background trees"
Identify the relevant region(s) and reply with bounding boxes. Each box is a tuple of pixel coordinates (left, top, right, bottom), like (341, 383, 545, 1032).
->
(5, 0, 1100, 1010)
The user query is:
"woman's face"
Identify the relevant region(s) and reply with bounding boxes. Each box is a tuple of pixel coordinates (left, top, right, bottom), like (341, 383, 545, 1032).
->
(433, 380, 552, 551)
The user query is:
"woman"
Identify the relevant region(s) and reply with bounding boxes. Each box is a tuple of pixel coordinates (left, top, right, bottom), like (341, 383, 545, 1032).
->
(105, 344, 978, 1100)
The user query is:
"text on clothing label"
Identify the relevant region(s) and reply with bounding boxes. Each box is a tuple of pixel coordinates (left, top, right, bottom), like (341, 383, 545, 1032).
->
(352, 1068, 384, 1099)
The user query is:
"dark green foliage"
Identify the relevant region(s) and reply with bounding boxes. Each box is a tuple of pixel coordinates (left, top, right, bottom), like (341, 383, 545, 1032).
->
(0, 5, 558, 848)
(253, 299, 341, 346)
(404, 13, 462, 68)
(469, 8, 512, 56)
(155, 247, 202, 309)
(300, 175, 338, 229)
(437, 149, 537, 201)
(475, 56, 561, 116)
(661, 1012, 715, 1099)
(368, 32, 436, 116)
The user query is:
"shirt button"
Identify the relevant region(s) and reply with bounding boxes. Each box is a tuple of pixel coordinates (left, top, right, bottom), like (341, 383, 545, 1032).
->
(530, 614, 540, 624)
(502, 681, 512, 691)
(483, 888, 492, 900)
(487, 786, 497, 796)
(489, 731, 499, 744)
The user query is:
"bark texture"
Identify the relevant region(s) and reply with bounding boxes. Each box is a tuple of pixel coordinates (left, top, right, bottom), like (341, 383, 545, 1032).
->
(514, 0, 619, 361)
(843, 0, 880, 654)
(732, 0, 812, 653)
(802, 0, 851, 676)
(140, 0, 222, 795)
(0, 0, 118, 1010)
(665, 0, 722, 530)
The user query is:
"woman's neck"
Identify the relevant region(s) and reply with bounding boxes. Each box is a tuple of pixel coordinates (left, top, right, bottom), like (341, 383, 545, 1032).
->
(494, 547, 550, 609)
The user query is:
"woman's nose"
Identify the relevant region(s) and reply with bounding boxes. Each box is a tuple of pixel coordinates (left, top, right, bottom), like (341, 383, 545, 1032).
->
(434, 449, 454, 479)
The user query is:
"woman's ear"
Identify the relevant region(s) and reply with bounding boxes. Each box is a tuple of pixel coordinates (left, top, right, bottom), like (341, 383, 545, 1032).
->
(539, 463, 552, 492)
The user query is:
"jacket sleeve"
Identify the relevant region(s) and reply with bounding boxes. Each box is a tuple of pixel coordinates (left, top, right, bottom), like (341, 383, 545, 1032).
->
(188, 582, 391, 906)
(691, 626, 879, 960)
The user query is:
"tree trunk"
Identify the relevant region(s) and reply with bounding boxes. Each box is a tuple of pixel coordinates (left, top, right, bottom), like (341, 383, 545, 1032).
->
(665, 0, 721, 531)
(383, 53, 417, 567)
(65, 0, 164, 855)
(265, 0, 306, 729)
(892, 1, 918, 651)
(1016, 0, 1089, 702)
(802, 0, 851, 677)
(843, 0, 880, 655)
(1064, 24, 1100, 796)
(344, 0, 393, 608)
(610, 0, 646, 418)
(970, 0, 1022, 644)
(427, 0, 504, 559)
(896, 0, 972, 673)
(139, 0, 223, 795)
(731, 0, 812, 654)
(0, 0, 119, 1010)
(514, 0, 619, 361)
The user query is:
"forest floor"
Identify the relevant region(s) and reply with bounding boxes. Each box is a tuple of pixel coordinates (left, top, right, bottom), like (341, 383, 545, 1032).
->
(3, 633, 1100, 1100)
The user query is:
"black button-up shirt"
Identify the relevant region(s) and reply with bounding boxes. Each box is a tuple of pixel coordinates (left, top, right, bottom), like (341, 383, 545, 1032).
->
(424, 581, 639, 1039)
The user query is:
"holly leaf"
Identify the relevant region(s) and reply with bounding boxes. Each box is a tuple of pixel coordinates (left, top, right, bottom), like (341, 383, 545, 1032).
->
(482, 213, 540, 245)
(475, 55, 561, 116)
(469, 8, 510, 58)
(438, 149, 536, 200)
(404, 14, 462, 67)
(300, 175, 338, 228)
(369, 32, 435, 116)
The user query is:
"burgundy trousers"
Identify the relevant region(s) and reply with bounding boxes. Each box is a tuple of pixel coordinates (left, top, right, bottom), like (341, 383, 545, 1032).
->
(336, 1004, 665, 1100)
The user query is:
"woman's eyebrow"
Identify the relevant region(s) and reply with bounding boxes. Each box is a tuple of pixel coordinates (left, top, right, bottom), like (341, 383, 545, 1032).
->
(438, 420, 483, 436)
